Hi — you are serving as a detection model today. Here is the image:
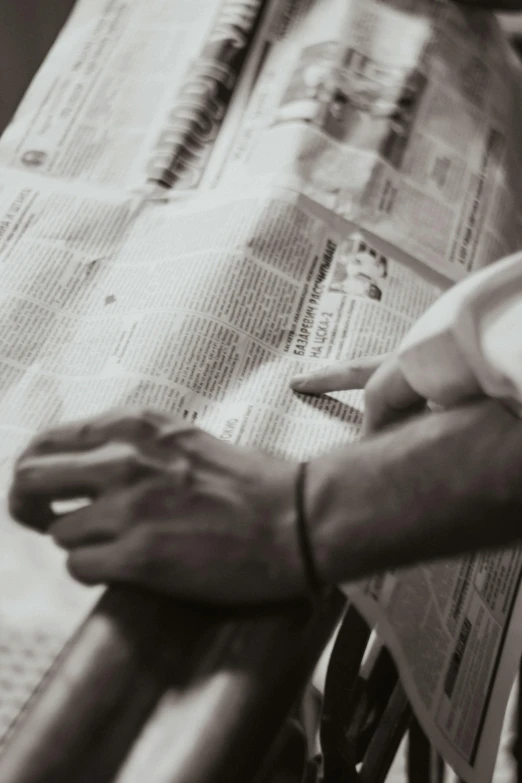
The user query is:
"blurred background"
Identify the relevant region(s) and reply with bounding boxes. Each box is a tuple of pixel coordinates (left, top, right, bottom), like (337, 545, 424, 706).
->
(0, 0, 77, 133)
(0, 3, 520, 136)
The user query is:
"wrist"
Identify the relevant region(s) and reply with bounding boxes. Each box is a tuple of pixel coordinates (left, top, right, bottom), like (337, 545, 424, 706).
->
(304, 401, 522, 590)
(303, 446, 377, 586)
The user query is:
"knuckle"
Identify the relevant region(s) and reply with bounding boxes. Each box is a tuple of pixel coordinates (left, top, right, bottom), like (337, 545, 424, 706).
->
(129, 480, 165, 518)
(112, 408, 169, 441)
(158, 423, 200, 449)
(162, 457, 192, 491)
(78, 421, 94, 441)
(125, 483, 156, 523)
(84, 408, 153, 441)
(118, 451, 142, 481)
(125, 528, 159, 579)
(175, 457, 192, 485)
(17, 431, 57, 460)
(126, 406, 165, 422)
(28, 434, 52, 453)
(123, 408, 155, 430)
(140, 407, 171, 426)
(13, 460, 37, 484)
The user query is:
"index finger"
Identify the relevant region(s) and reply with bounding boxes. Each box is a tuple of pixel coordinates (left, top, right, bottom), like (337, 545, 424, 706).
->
(16, 408, 170, 463)
(290, 354, 389, 395)
(9, 442, 148, 529)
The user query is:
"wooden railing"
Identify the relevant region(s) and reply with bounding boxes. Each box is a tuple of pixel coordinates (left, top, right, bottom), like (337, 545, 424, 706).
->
(0, 586, 345, 783)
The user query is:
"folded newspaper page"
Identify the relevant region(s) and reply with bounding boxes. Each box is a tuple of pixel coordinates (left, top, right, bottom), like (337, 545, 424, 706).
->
(217, 0, 522, 281)
(0, 1, 522, 781)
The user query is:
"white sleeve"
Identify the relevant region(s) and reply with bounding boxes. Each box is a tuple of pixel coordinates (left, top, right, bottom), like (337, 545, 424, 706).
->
(397, 253, 522, 417)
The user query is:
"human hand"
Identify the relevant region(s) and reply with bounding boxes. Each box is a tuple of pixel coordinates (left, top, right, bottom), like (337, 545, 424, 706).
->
(9, 409, 304, 604)
(8, 400, 522, 601)
(290, 353, 426, 434)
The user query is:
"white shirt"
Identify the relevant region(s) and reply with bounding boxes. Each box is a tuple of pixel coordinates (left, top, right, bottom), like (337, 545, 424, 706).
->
(398, 253, 522, 416)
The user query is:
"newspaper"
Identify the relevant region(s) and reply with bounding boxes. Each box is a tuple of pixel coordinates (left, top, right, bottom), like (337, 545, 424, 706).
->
(351, 557, 522, 783)
(0, 0, 251, 189)
(217, 0, 522, 282)
(0, 0, 522, 781)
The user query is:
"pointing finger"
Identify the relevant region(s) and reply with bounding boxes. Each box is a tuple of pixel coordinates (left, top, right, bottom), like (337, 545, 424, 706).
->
(290, 354, 389, 395)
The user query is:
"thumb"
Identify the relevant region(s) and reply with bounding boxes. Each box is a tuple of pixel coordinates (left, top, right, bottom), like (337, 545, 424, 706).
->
(363, 357, 426, 434)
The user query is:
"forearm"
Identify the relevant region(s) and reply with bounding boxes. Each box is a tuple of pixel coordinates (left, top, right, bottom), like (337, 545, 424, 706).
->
(306, 400, 522, 585)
